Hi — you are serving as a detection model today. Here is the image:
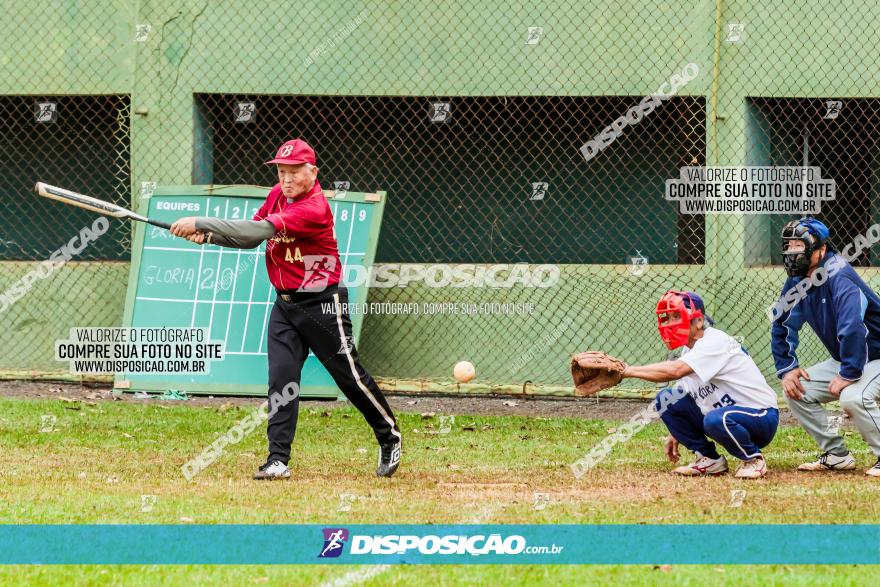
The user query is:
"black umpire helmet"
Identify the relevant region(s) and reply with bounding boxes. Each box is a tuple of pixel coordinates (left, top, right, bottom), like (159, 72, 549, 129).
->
(781, 217, 831, 277)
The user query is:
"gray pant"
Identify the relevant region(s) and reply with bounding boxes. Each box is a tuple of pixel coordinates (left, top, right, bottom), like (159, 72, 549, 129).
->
(786, 358, 880, 458)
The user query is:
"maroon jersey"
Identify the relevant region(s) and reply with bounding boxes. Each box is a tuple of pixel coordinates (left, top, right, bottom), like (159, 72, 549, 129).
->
(253, 180, 342, 291)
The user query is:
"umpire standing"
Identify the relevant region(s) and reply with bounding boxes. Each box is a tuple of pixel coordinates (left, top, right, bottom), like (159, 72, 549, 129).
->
(170, 139, 402, 479)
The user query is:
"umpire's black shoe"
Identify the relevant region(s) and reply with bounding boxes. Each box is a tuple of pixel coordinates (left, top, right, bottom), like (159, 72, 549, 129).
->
(253, 460, 291, 480)
(376, 440, 401, 477)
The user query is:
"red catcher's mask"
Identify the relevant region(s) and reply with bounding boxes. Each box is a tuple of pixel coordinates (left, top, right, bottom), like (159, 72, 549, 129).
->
(656, 290, 704, 350)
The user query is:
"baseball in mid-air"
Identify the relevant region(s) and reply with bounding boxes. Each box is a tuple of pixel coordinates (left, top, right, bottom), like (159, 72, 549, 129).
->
(453, 361, 476, 383)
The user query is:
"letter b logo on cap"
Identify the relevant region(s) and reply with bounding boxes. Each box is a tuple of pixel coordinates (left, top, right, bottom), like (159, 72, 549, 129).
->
(279, 145, 293, 157)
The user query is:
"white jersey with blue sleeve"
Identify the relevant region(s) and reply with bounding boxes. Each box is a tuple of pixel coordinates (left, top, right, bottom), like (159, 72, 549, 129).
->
(676, 327, 778, 414)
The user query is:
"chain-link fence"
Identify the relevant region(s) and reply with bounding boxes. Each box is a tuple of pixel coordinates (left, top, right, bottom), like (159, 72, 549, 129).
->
(196, 93, 706, 264)
(2, 1, 879, 392)
(0, 95, 131, 261)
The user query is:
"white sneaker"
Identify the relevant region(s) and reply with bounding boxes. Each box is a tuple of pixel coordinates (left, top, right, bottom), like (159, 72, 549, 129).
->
(798, 451, 856, 471)
(253, 460, 291, 480)
(866, 458, 880, 477)
(673, 454, 728, 476)
(735, 456, 767, 479)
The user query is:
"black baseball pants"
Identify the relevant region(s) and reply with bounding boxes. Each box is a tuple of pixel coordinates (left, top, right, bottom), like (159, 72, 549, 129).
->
(265, 284, 400, 465)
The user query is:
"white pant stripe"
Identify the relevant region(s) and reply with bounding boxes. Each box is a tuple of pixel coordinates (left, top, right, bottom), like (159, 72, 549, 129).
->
(721, 409, 767, 460)
(332, 293, 400, 440)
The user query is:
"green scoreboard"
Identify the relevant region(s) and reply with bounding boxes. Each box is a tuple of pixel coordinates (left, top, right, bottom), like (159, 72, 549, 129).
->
(115, 185, 386, 397)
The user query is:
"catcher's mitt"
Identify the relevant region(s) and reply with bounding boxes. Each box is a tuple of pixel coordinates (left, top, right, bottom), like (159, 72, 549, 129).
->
(570, 351, 628, 397)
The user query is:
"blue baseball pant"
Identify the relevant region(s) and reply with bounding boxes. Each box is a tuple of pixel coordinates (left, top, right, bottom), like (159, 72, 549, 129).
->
(655, 387, 779, 461)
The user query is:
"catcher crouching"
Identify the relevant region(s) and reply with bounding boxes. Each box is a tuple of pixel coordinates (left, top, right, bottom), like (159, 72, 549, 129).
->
(571, 290, 779, 479)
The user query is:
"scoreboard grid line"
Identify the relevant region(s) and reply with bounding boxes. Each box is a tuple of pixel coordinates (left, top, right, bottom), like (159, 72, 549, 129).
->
(190, 196, 210, 328)
(136, 297, 272, 304)
(257, 235, 275, 354)
(206, 199, 229, 342)
(344, 202, 356, 272)
(225, 242, 243, 347)
(143, 246, 365, 257)
(241, 237, 264, 352)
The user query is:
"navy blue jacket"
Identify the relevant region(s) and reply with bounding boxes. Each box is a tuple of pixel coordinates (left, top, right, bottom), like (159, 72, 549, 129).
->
(771, 252, 880, 380)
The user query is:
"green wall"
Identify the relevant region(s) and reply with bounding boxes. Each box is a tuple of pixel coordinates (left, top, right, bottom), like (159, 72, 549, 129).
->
(3, 0, 880, 389)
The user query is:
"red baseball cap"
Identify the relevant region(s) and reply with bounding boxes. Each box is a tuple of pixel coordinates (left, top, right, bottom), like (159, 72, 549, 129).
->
(265, 139, 316, 166)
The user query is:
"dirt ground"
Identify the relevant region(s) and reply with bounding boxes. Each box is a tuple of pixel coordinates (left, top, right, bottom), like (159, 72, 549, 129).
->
(0, 379, 804, 426)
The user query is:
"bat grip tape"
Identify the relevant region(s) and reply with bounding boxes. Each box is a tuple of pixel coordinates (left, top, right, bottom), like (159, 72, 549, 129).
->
(147, 219, 172, 230)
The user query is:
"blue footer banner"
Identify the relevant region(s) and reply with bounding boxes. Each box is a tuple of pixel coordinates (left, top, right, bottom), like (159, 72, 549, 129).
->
(1, 525, 878, 564)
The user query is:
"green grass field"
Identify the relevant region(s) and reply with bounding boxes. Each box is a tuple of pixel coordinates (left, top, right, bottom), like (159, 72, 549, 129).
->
(1, 395, 879, 585)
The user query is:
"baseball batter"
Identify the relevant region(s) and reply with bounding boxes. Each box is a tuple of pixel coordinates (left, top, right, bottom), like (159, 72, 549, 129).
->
(618, 291, 779, 478)
(773, 217, 880, 477)
(170, 139, 402, 480)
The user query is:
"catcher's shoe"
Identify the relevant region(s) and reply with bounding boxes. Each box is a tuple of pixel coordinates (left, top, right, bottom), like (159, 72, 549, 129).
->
(866, 458, 880, 477)
(797, 451, 856, 471)
(376, 440, 401, 477)
(735, 456, 767, 479)
(672, 455, 728, 476)
(253, 460, 290, 480)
